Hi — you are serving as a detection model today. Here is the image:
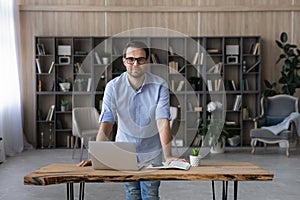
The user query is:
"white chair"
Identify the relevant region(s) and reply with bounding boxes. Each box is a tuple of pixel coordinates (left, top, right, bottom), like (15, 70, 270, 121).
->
(72, 107, 100, 161)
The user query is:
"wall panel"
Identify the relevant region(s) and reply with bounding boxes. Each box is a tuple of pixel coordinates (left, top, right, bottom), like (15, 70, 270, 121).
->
(18, 0, 300, 146)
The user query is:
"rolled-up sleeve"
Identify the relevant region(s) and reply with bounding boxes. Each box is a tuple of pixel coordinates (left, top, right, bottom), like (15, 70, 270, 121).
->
(155, 83, 171, 120)
(99, 81, 116, 123)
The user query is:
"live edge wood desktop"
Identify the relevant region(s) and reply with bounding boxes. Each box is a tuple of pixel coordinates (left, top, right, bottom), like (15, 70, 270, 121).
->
(24, 161, 273, 200)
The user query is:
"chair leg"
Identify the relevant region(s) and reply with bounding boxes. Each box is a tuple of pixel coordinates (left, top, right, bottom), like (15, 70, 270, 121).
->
(296, 138, 300, 152)
(80, 137, 84, 162)
(264, 143, 267, 151)
(251, 139, 256, 154)
(285, 141, 290, 157)
(72, 136, 78, 159)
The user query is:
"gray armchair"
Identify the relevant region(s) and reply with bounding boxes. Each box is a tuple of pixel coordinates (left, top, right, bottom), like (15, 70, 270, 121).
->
(72, 107, 100, 161)
(250, 95, 299, 157)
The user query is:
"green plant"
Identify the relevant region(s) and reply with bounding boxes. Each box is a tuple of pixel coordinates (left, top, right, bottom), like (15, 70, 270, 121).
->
(61, 100, 68, 106)
(263, 80, 278, 97)
(57, 77, 70, 83)
(199, 119, 230, 146)
(74, 78, 86, 84)
(102, 51, 111, 57)
(191, 148, 199, 156)
(275, 32, 300, 95)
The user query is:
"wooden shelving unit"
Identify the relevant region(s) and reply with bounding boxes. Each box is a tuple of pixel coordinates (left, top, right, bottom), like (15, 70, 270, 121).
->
(35, 36, 261, 148)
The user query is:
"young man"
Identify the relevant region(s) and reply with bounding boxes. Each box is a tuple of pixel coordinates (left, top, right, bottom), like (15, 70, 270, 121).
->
(78, 41, 185, 199)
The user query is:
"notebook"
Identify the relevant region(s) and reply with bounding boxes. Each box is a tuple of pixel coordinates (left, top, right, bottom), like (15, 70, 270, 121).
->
(146, 160, 191, 170)
(89, 141, 143, 171)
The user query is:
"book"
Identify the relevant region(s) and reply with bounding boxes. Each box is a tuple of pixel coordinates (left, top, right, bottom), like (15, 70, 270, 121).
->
(233, 95, 242, 111)
(38, 79, 42, 92)
(207, 64, 218, 73)
(207, 79, 213, 91)
(45, 105, 55, 121)
(75, 51, 87, 55)
(192, 52, 199, 64)
(231, 80, 237, 90)
(242, 107, 250, 119)
(168, 61, 178, 73)
(48, 61, 54, 74)
(225, 121, 237, 126)
(242, 79, 249, 91)
(252, 43, 260, 55)
(169, 80, 175, 91)
(246, 60, 260, 73)
(194, 106, 203, 112)
(36, 43, 45, 55)
(75, 62, 85, 73)
(87, 78, 92, 91)
(95, 52, 102, 64)
(36, 58, 42, 73)
(199, 52, 204, 64)
(176, 80, 185, 91)
(168, 45, 174, 56)
(248, 43, 255, 54)
(207, 62, 223, 73)
(151, 53, 160, 64)
(146, 160, 191, 170)
(215, 79, 222, 91)
(207, 49, 220, 54)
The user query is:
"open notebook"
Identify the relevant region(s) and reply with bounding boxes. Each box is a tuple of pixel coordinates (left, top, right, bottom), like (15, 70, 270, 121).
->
(147, 160, 191, 170)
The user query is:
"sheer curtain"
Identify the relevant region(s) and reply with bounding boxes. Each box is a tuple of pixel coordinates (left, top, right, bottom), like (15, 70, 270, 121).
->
(0, 0, 24, 158)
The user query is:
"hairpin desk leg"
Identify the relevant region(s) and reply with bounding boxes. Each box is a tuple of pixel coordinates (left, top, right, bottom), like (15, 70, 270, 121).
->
(234, 181, 238, 200)
(79, 182, 85, 200)
(66, 182, 74, 200)
(211, 181, 216, 200)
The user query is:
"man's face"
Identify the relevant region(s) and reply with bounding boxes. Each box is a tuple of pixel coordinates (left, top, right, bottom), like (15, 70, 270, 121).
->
(123, 47, 148, 78)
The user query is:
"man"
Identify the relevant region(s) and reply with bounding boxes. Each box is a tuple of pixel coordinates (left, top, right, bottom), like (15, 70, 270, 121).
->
(78, 41, 185, 200)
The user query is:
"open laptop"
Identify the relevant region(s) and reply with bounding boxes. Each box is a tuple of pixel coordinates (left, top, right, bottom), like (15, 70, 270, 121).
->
(89, 141, 143, 171)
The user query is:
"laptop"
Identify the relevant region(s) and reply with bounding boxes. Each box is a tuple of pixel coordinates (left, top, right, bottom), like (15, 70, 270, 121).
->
(89, 141, 143, 171)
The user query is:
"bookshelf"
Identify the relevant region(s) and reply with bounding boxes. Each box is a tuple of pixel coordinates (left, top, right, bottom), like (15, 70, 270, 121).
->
(35, 36, 261, 148)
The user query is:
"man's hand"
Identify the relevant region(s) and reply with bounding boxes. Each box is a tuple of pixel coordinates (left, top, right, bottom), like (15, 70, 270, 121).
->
(77, 159, 92, 167)
(165, 156, 187, 163)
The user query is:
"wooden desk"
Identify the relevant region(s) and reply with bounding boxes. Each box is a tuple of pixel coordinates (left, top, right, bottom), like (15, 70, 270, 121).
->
(24, 161, 273, 200)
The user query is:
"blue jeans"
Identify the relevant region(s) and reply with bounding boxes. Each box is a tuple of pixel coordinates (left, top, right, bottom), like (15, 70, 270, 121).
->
(124, 154, 162, 200)
(124, 180, 160, 200)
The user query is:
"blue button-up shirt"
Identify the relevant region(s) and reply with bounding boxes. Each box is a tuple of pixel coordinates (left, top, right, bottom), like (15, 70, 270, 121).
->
(99, 71, 170, 164)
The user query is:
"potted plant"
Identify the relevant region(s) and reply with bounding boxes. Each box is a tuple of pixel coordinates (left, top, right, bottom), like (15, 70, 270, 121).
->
(74, 78, 86, 91)
(58, 77, 71, 92)
(189, 148, 201, 167)
(102, 52, 111, 64)
(274, 32, 300, 95)
(60, 100, 69, 112)
(199, 119, 230, 154)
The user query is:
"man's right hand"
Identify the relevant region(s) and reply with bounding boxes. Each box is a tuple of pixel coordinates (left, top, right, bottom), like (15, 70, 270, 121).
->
(77, 159, 92, 167)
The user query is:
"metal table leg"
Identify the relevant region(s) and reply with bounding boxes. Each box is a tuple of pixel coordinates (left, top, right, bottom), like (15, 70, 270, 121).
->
(234, 181, 238, 200)
(212, 181, 216, 200)
(66, 183, 74, 200)
(79, 182, 85, 200)
(222, 181, 228, 200)
(211, 181, 237, 200)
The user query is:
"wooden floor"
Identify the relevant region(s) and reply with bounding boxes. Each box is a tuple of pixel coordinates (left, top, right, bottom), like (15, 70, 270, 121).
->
(1, 147, 300, 200)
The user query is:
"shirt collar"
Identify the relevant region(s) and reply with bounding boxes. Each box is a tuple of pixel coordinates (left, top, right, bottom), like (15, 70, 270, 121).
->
(125, 72, 149, 92)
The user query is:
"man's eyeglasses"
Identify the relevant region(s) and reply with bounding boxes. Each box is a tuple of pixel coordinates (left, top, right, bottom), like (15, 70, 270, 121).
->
(125, 57, 147, 65)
